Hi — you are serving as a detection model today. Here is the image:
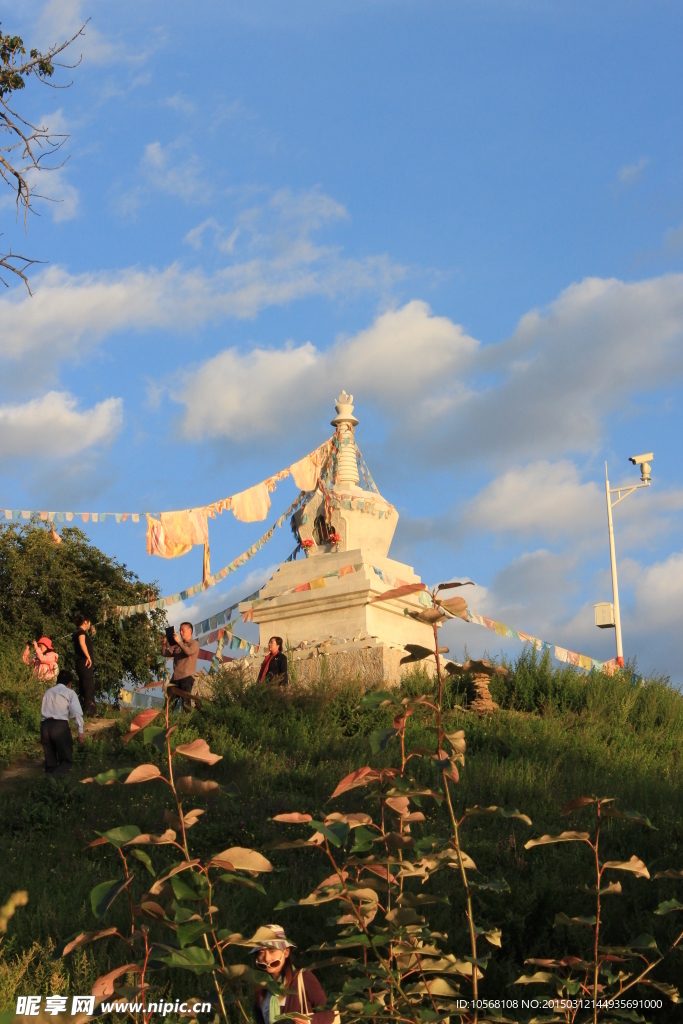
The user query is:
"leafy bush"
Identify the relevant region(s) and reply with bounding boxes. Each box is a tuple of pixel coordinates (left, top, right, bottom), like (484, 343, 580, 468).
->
(0, 523, 167, 697)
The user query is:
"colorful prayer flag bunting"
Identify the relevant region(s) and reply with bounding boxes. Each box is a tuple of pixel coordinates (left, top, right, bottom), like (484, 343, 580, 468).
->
(466, 608, 618, 675)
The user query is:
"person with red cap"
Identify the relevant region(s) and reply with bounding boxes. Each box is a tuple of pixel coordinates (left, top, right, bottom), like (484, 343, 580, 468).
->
(22, 636, 59, 681)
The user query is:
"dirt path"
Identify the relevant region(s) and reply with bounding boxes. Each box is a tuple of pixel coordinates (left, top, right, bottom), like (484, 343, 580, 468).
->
(0, 718, 118, 788)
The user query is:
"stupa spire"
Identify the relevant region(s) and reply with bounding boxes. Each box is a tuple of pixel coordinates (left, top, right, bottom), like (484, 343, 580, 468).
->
(331, 390, 360, 485)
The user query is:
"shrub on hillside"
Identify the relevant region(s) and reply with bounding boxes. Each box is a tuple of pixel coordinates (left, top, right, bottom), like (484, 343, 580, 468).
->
(0, 523, 166, 698)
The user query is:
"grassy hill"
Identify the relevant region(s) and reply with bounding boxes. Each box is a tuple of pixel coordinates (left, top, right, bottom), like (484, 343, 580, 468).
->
(1, 652, 682, 1020)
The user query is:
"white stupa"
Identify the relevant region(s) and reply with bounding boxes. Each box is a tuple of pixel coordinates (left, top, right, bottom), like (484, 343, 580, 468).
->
(238, 392, 436, 684)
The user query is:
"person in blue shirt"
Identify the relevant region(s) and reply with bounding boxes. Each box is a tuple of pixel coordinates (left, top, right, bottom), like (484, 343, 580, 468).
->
(40, 669, 84, 777)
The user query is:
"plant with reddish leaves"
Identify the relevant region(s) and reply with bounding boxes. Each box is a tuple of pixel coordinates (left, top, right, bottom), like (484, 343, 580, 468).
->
(59, 695, 277, 1024)
(262, 579, 532, 1024)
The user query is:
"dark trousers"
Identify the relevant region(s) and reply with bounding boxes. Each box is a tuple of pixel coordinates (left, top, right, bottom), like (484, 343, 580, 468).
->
(40, 718, 73, 776)
(76, 662, 96, 716)
(173, 675, 194, 711)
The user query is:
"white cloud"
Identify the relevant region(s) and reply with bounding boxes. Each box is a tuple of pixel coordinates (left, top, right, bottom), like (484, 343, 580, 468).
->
(461, 461, 602, 540)
(0, 250, 402, 378)
(33, 0, 151, 68)
(618, 157, 649, 185)
(34, 0, 117, 65)
(32, 165, 80, 222)
(663, 221, 683, 253)
(462, 274, 683, 462)
(178, 301, 477, 440)
(176, 273, 683, 456)
(0, 391, 122, 459)
(114, 140, 210, 214)
(631, 550, 683, 631)
(184, 218, 239, 252)
(140, 141, 208, 202)
(164, 93, 196, 116)
(169, 564, 277, 631)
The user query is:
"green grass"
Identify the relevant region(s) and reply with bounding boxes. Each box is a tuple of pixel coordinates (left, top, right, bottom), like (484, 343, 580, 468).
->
(1, 655, 682, 1019)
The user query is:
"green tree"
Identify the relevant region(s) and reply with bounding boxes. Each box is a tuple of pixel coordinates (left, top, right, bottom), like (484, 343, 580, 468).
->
(0, 522, 166, 697)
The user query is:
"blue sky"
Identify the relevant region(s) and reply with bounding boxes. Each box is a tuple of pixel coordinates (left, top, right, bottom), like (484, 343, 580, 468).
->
(2, 1, 682, 680)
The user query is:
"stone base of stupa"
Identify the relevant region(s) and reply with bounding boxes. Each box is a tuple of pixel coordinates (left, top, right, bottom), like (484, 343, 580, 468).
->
(238, 547, 437, 669)
(214, 635, 439, 691)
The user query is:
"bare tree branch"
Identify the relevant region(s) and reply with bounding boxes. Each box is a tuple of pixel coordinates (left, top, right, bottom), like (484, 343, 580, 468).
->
(0, 19, 88, 291)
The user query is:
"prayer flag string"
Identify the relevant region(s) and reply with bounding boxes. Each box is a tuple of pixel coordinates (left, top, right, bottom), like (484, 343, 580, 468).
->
(0, 438, 335, 526)
(465, 608, 619, 675)
(113, 492, 307, 620)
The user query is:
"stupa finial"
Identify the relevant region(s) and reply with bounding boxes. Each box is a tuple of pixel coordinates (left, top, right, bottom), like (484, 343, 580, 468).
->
(331, 391, 360, 485)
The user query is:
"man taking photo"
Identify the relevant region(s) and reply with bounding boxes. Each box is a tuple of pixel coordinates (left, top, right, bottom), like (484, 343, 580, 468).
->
(163, 621, 199, 710)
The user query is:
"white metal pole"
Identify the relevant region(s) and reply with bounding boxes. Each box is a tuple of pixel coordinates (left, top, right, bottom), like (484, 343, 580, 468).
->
(605, 463, 624, 667)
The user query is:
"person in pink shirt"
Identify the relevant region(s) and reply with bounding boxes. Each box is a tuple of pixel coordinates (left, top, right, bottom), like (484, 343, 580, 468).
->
(22, 636, 59, 681)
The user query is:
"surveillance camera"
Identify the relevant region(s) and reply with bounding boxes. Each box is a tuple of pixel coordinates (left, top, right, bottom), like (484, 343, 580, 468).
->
(629, 453, 654, 466)
(629, 453, 653, 483)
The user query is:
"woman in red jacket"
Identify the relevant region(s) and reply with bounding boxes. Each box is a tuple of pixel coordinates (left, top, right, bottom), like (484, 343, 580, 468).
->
(252, 925, 334, 1024)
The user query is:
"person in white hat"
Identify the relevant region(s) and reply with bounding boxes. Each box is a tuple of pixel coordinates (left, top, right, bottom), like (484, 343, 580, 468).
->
(251, 925, 334, 1024)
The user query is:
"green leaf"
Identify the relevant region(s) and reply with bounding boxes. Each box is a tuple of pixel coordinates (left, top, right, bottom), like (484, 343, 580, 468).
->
(143, 724, 167, 752)
(643, 980, 679, 1002)
(525, 831, 590, 849)
(577, 881, 622, 896)
(515, 972, 557, 985)
(474, 927, 502, 947)
(171, 876, 202, 901)
(370, 728, 398, 753)
(90, 878, 131, 919)
(561, 796, 598, 815)
(217, 873, 266, 894)
(156, 946, 215, 973)
(94, 825, 141, 849)
(176, 921, 211, 948)
(90, 767, 132, 785)
(554, 913, 596, 927)
(464, 805, 532, 826)
(602, 807, 655, 829)
(359, 690, 397, 708)
(469, 879, 510, 894)
(654, 898, 683, 916)
(600, 933, 659, 954)
(602, 855, 650, 878)
(351, 826, 376, 853)
(310, 820, 350, 848)
(273, 899, 299, 911)
(130, 849, 155, 876)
